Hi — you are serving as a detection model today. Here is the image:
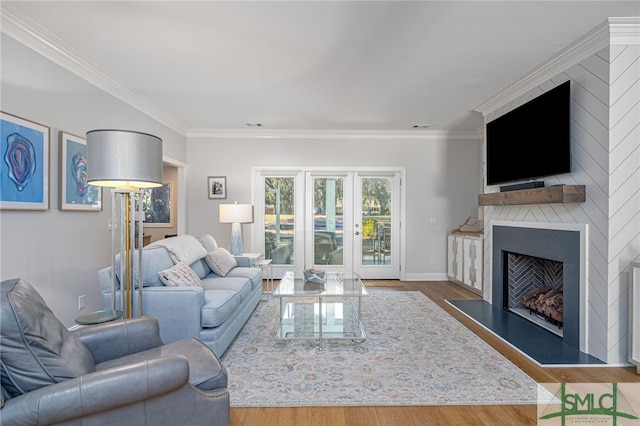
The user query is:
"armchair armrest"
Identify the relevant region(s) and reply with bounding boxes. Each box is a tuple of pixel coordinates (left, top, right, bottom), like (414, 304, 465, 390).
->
(1, 356, 189, 426)
(75, 316, 163, 364)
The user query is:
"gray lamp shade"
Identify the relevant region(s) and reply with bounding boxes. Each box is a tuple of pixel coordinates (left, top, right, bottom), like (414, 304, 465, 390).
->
(86, 129, 163, 188)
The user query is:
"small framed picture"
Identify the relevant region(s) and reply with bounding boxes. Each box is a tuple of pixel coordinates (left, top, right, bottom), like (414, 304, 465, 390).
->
(208, 176, 226, 199)
(0, 111, 50, 210)
(59, 131, 102, 211)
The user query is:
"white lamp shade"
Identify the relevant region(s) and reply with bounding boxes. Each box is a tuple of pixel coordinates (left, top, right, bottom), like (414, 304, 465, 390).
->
(219, 203, 253, 224)
(86, 129, 163, 188)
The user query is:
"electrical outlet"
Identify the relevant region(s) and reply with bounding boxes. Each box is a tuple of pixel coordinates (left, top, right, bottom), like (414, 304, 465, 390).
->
(78, 294, 86, 310)
(430, 258, 436, 265)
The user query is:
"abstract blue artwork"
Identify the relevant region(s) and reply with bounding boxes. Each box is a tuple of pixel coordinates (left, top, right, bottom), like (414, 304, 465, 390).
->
(59, 131, 101, 211)
(0, 112, 49, 210)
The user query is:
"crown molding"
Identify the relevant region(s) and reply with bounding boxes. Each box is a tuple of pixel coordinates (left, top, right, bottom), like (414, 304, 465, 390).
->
(475, 17, 640, 116)
(1, 3, 478, 141)
(610, 16, 640, 45)
(0, 3, 190, 136)
(186, 127, 480, 141)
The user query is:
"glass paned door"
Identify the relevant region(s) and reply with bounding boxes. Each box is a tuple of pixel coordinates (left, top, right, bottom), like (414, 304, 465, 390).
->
(255, 168, 400, 280)
(264, 177, 295, 265)
(305, 174, 351, 269)
(354, 173, 400, 279)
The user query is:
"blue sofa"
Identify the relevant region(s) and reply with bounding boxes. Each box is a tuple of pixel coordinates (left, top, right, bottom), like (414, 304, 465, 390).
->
(98, 234, 262, 356)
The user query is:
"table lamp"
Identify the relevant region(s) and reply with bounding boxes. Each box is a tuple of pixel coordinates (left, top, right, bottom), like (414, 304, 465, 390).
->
(87, 129, 163, 318)
(219, 202, 253, 255)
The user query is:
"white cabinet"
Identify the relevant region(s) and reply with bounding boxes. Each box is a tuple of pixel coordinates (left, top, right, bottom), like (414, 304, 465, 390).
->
(447, 234, 483, 294)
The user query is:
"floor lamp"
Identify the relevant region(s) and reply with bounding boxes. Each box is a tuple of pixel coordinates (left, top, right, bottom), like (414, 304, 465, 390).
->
(219, 203, 253, 255)
(87, 129, 163, 318)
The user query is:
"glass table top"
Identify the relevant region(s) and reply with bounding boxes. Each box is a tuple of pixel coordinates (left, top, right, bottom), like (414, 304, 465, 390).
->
(273, 271, 369, 297)
(75, 309, 124, 325)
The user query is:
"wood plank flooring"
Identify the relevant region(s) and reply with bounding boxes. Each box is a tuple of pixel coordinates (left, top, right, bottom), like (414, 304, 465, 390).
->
(231, 280, 639, 425)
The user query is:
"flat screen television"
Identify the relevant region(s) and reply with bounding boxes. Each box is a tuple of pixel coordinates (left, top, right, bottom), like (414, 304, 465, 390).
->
(486, 80, 571, 186)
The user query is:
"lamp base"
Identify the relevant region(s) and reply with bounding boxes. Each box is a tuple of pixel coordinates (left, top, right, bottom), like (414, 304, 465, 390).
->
(230, 222, 243, 255)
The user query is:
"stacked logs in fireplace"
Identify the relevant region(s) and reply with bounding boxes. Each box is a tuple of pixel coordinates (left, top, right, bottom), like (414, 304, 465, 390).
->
(521, 286, 563, 327)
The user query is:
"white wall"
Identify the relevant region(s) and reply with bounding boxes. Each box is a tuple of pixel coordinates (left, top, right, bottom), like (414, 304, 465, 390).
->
(0, 35, 187, 326)
(186, 135, 481, 279)
(0, 32, 483, 326)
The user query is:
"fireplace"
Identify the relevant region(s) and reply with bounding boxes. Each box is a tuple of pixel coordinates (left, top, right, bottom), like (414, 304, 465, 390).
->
(505, 252, 564, 337)
(491, 224, 584, 350)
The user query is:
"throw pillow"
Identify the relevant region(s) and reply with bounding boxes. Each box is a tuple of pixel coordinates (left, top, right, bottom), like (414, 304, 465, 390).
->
(205, 248, 237, 277)
(0, 278, 96, 397)
(158, 261, 202, 287)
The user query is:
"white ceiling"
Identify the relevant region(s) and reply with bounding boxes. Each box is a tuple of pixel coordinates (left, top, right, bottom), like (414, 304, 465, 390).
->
(3, 1, 639, 135)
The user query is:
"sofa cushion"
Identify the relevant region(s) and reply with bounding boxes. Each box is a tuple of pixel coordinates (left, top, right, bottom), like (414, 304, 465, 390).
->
(201, 276, 253, 301)
(197, 234, 219, 252)
(190, 259, 211, 279)
(192, 235, 218, 278)
(158, 262, 202, 287)
(205, 248, 237, 277)
(201, 290, 241, 328)
(115, 245, 174, 287)
(226, 267, 263, 291)
(0, 278, 96, 397)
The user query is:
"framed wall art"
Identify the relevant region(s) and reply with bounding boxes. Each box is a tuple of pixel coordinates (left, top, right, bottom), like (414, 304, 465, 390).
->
(140, 182, 173, 227)
(208, 176, 226, 199)
(59, 131, 102, 211)
(0, 111, 50, 210)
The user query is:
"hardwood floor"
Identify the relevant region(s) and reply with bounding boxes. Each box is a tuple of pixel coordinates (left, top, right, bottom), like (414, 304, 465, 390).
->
(231, 280, 639, 425)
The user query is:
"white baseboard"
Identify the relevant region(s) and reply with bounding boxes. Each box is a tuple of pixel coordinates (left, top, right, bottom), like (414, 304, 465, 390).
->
(403, 272, 450, 281)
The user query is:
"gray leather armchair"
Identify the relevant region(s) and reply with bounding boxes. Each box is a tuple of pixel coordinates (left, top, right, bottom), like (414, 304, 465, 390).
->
(0, 278, 230, 425)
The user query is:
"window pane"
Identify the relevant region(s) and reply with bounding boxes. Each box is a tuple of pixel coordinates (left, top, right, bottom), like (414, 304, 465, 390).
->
(314, 177, 343, 266)
(264, 177, 294, 265)
(361, 177, 392, 265)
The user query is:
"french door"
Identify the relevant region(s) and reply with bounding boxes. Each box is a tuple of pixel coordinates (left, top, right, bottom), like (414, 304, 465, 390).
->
(353, 172, 400, 279)
(253, 167, 401, 280)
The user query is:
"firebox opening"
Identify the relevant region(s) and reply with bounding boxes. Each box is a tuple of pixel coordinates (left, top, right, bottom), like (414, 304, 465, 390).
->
(503, 251, 563, 338)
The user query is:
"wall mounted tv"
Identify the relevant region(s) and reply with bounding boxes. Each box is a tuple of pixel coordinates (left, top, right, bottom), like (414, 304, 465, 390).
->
(486, 80, 571, 187)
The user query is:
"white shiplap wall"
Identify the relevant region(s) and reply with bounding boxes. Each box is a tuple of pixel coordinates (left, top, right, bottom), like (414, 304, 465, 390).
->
(606, 43, 640, 363)
(481, 40, 640, 364)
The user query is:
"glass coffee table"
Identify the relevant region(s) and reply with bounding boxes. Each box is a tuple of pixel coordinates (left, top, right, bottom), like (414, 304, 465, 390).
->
(272, 270, 368, 348)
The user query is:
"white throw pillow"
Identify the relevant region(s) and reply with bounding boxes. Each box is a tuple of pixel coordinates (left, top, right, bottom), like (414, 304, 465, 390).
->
(158, 261, 202, 287)
(205, 248, 237, 277)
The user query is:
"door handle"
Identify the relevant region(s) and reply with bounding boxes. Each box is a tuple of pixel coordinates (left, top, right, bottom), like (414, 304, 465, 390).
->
(355, 231, 361, 235)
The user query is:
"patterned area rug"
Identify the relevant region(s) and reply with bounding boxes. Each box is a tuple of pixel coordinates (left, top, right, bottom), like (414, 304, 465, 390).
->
(221, 291, 538, 407)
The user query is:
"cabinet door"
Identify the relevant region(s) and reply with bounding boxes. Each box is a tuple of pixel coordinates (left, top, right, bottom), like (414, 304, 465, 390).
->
(463, 237, 482, 290)
(447, 235, 462, 281)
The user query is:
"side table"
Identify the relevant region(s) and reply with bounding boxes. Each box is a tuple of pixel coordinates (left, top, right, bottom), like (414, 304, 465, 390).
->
(256, 259, 273, 299)
(237, 252, 264, 265)
(75, 309, 123, 325)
